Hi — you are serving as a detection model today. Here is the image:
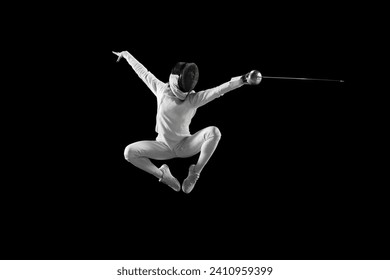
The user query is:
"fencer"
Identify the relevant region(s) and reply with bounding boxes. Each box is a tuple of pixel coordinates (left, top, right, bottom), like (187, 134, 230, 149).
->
(113, 50, 253, 193)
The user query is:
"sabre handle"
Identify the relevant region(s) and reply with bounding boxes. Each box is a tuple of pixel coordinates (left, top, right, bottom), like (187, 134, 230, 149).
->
(240, 72, 251, 85)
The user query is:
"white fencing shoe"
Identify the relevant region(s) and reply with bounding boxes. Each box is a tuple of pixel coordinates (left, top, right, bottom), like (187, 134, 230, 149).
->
(158, 164, 180, 192)
(182, 164, 200, 194)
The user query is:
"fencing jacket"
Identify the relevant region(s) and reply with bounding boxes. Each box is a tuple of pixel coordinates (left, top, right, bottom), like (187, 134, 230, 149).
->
(123, 52, 244, 143)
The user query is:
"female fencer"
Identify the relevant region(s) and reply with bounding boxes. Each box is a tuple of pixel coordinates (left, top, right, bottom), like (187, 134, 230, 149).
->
(113, 50, 256, 193)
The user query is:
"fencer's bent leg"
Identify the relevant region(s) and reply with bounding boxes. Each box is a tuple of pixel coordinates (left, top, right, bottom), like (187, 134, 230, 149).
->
(195, 126, 221, 173)
(124, 141, 175, 179)
(175, 126, 222, 174)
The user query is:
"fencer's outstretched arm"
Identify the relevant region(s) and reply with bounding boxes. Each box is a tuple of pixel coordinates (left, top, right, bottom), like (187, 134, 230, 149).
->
(112, 51, 165, 97)
(190, 76, 247, 108)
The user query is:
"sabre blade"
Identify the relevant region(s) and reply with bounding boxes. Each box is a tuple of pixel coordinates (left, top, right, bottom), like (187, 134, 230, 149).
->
(262, 76, 343, 82)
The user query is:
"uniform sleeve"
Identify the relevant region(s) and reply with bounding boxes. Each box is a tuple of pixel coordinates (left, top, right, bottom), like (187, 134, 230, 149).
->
(123, 52, 165, 97)
(189, 76, 244, 108)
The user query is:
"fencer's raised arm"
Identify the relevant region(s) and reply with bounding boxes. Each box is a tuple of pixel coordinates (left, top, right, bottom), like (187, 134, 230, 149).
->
(113, 51, 165, 97)
(189, 76, 246, 108)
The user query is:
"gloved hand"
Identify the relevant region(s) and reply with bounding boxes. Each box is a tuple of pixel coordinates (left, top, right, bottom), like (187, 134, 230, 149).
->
(112, 51, 129, 62)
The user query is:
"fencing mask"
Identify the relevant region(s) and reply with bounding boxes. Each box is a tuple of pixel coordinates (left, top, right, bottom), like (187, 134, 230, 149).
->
(171, 62, 199, 93)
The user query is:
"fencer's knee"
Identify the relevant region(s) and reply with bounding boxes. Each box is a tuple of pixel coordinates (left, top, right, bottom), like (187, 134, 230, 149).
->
(208, 126, 221, 139)
(124, 144, 139, 162)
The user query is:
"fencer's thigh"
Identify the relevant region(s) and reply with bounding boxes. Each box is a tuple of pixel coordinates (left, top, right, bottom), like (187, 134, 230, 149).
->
(127, 140, 176, 160)
(174, 128, 211, 158)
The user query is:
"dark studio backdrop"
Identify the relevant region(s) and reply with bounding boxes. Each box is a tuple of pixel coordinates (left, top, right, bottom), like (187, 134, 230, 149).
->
(5, 3, 375, 261)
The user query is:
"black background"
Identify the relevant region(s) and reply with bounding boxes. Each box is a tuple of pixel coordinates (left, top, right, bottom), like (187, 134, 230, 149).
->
(5, 3, 382, 260)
